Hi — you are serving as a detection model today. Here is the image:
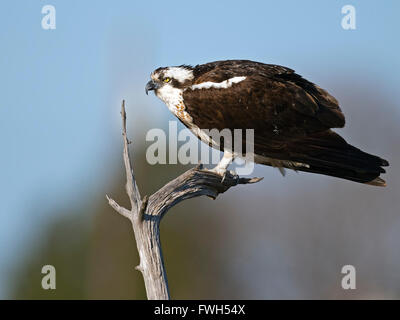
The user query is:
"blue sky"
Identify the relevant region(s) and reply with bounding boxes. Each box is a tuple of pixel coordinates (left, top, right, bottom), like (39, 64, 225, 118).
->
(0, 0, 399, 297)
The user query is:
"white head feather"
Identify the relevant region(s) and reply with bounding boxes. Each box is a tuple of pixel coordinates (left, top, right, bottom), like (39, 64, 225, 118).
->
(163, 67, 194, 83)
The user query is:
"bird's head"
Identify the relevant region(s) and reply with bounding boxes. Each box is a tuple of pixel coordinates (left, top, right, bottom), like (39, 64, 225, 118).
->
(145, 66, 194, 102)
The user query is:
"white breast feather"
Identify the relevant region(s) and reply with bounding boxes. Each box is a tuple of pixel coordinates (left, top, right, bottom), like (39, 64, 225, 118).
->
(155, 85, 183, 111)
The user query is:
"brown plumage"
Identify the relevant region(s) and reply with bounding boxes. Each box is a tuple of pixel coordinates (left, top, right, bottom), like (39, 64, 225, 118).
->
(147, 60, 389, 186)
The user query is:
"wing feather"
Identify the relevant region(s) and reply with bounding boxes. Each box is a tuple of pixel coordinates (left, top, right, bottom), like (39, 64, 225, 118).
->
(183, 61, 344, 138)
(179, 60, 387, 185)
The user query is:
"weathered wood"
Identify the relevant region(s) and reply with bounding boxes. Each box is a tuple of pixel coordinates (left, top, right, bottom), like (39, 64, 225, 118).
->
(106, 100, 262, 300)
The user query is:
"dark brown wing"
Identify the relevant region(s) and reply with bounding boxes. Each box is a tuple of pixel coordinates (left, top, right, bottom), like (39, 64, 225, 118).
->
(192, 60, 295, 83)
(182, 60, 388, 185)
(184, 60, 345, 140)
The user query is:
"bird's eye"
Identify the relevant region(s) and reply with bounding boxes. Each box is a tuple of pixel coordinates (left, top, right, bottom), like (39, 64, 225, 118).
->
(163, 77, 171, 83)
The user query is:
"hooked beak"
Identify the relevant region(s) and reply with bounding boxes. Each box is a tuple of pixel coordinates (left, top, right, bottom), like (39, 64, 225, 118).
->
(145, 80, 158, 95)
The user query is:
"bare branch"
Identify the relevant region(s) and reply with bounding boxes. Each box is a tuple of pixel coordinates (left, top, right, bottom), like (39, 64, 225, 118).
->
(105, 194, 131, 220)
(120, 100, 141, 214)
(107, 100, 263, 300)
(137, 195, 149, 222)
(146, 164, 262, 220)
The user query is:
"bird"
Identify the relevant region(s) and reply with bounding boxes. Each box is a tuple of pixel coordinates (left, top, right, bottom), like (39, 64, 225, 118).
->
(145, 59, 389, 186)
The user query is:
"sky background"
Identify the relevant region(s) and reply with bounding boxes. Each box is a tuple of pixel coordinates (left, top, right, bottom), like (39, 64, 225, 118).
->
(0, 0, 399, 299)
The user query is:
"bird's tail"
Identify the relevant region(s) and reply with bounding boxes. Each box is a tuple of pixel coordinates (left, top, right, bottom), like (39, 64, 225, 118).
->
(285, 131, 389, 186)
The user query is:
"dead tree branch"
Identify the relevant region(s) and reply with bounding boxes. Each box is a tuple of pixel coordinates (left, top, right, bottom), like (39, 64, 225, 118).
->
(106, 100, 262, 300)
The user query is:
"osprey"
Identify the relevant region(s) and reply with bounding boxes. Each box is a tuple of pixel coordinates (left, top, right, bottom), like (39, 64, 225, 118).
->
(145, 60, 389, 186)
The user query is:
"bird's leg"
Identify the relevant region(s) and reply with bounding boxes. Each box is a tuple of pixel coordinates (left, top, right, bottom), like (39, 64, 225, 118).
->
(209, 151, 235, 176)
